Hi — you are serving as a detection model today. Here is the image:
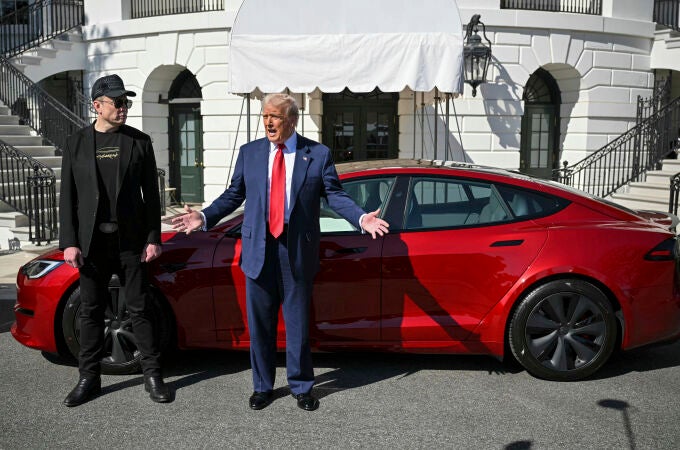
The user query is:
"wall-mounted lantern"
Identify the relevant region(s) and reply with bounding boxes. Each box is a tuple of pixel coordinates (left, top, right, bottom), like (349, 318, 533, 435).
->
(463, 14, 492, 97)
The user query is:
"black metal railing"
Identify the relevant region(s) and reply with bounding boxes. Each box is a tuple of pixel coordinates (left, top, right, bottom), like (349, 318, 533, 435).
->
(0, 140, 57, 244)
(655, 0, 680, 32)
(637, 77, 671, 124)
(555, 95, 680, 198)
(500, 0, 602, 15)
(669, 172, 680, 214)
(130, 0, 224, 19)
(1, 0, 84, 58)
(0, 54, 87, 154)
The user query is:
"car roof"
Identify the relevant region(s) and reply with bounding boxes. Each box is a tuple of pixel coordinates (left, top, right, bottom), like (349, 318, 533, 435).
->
(336, 158, 535, 181)
(334, 158, 647, 220)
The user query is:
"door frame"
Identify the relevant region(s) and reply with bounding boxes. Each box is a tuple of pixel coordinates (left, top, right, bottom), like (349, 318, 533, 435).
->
(169, 102, 203, 203)
(322, 89, 399, 162)
(520, 68, 561, 179)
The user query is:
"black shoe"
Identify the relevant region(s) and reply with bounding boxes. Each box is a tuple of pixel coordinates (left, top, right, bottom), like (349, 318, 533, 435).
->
(293, 392, 319, 411)
(249, 391, 273, 410)
(63, 376, 101, 407)
(144, 375, 173, 403)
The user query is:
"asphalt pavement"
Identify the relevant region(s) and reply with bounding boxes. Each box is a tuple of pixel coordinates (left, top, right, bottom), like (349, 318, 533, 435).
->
(2, 213, 680, 448)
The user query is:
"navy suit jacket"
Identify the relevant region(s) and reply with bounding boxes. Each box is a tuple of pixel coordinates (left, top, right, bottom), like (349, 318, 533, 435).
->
(202, 134, 365, 281)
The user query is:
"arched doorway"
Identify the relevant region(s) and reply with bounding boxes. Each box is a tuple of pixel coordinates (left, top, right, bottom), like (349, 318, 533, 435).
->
(520, 68, 561, 179)
(168, 69, 203, 203)
(322, 89, 399, 162)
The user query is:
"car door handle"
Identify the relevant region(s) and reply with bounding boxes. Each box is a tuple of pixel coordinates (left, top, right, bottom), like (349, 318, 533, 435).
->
(160, 262, 187, 272)
(490, 240, 524, 247)
(333, 247, 368, 255)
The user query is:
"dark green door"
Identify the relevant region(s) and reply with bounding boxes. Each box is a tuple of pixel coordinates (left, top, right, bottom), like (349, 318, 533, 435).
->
(170, 104, 203, 203)
(322, 90, 398, 162)
(520, 104, 556, 179)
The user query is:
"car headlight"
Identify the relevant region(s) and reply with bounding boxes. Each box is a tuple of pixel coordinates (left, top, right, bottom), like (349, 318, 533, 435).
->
(21, 260, 64, 279)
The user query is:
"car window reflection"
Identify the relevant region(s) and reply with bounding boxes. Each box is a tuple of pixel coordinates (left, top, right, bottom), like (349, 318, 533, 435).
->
(320, 177, 396, 233)
(404, 177, 569, 230)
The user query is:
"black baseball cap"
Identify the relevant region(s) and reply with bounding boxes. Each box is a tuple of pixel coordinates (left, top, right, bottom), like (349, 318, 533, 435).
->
(90, 74, 136, 101)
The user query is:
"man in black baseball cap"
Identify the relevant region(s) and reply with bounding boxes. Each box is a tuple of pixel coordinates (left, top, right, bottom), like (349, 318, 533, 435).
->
(90, 74, 137, 101)
(60, 73, 171, 406)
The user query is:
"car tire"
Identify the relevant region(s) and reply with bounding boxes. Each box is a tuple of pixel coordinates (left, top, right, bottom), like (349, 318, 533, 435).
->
(61, 275, 174, 375)
(508, 279, 617, 381)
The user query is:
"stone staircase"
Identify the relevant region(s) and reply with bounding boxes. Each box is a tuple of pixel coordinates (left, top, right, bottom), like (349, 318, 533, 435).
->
(608, 159, 680, 213)
(9, 29, 86, 81)
(0, 101, 61, 250)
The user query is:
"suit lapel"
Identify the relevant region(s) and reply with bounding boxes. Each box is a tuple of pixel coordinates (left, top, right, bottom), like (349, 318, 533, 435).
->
(82, 125, 99, 199)
(290, 134, 311, 214)
(256, 139, 270, 213)
(117, 126, 133, 203)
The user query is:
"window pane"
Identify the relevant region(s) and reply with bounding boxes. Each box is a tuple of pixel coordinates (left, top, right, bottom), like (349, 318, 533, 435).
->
(405, 177, 510, 229)
(320, 177, 395, 233)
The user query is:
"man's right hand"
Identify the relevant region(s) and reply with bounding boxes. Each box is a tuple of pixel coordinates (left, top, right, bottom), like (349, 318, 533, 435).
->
(64, 247, 84, 268)
(171, 204, 204, 234)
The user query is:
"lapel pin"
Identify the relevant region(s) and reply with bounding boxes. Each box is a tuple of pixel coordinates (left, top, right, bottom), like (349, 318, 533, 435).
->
(303, 156, 308, 161)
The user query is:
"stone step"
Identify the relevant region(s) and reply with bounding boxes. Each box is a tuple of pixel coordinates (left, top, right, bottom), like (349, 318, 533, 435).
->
(609, 192, 669, 212)
(0, 211, 29, 228)
(0, 135, 43, 146)
(10, 62, 26, 73)
(0, 168, 61, 181)
(32, 46, 58, 59)
(627, 181, 671, 197)
(646, 172, 676, 184)
(17, 54, 41, 66)
(0, 125, 32, 135)
(50, 39, 73, 51)
(9, 145, 58, 158)
(0, 179, 62, 194)
(0, 106, 10, 115)
(26, 156, 61, 167)
(0, 116, 19, 125)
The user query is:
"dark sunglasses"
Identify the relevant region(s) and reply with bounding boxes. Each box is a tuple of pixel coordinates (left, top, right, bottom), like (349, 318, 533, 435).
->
(99, 98, 133, 109)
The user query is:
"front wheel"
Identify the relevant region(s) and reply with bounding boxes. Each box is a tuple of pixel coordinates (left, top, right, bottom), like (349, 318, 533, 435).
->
(61, 275, 174, 375)
(508, 279, 617, 381)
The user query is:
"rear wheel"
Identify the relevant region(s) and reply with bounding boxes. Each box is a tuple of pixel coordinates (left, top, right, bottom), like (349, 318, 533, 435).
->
(61, 275, 173, 375)
(509, 279, 617, 381)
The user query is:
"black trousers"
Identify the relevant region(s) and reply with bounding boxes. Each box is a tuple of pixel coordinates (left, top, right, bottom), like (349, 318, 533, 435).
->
(77, 230, 161, 378)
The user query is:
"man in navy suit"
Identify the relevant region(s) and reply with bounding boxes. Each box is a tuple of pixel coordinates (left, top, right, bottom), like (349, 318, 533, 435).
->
(172, 93, 388, 411)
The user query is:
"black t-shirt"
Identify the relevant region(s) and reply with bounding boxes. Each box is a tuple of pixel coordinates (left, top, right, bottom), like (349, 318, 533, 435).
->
(94, 130, 120, 223)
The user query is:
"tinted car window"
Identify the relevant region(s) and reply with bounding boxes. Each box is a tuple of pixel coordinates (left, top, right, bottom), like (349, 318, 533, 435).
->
(405, 177, 569, 230)
(495, 185, 570, 220)
(320, 177, 396, 233)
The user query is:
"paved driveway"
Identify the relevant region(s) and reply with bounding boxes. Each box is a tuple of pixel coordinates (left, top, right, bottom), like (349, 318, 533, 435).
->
(1, 285, 679, 449)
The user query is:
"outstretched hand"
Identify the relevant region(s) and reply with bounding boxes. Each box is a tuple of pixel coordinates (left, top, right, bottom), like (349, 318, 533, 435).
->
(361, 209, 389, 239)
(171, 204, 204, 235)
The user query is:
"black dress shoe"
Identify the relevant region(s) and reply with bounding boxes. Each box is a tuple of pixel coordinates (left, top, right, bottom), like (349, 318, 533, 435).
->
(63, 376, 101, 407)
(144, 375, 173, 403)
(293, 392, 319, 411)
(249, 391, 273, 410)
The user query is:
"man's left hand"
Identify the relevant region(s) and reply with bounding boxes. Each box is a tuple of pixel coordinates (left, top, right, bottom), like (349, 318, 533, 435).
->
(142, 243, 162, 263)
(361, 209, 390, 239)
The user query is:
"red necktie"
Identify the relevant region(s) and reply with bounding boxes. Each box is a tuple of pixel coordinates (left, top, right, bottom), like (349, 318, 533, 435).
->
(269, 144, 286, 238)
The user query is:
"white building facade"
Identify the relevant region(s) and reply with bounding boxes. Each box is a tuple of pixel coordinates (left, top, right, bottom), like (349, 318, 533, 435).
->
(8, 0, 674, 207)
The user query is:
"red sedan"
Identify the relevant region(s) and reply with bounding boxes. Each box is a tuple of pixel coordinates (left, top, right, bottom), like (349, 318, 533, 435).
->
(12, 160, 680, 381)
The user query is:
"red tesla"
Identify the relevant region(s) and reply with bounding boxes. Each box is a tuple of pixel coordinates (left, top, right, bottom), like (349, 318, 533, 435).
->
(12, 159, 680, 381)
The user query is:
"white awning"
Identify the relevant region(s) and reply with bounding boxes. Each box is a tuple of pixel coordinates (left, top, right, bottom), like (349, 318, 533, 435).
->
(229, 0, 465, 95)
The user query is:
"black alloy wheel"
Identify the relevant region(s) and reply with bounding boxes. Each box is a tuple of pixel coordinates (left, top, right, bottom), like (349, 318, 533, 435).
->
(61, 275, 173, 375)
(508, 279, 617, 381)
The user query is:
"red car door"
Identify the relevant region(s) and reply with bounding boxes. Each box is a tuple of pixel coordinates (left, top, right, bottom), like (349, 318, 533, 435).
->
(381, 176, 548, 346)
